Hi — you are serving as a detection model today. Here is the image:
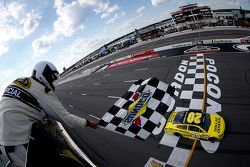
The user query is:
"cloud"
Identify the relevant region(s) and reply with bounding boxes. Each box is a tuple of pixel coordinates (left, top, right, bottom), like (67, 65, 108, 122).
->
(54, 0, 86, 37)
(0, 69, 18, 96)
(151, 0, 169, 6)
(78, 0, 100, 7)
(7, 1, 25, 19)
(93, 2, 109, 13)
(137, 6, 145, 13)
(114, 13, 143, 37)
(55, 37, 109, 72)
(32, 0, 121, 57)
(0, 2, 41, 56)
(121, 11, 126, 16)
(32, 32, 59, 57)
(98, 4, 120, 18)
(22, 10, 41, 36)
(33, 0, 87, 57)
(106, 14, 118, 24)
(0, 64, 37, 96)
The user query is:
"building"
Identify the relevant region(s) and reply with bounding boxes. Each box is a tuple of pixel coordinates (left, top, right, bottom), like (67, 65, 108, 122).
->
(171, 3, 213, 25)
(213, 11, 234, 20)
(213, 8, 250, 20)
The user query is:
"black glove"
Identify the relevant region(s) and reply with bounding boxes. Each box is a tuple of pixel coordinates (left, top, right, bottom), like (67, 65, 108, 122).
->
(86, 120, 98, 129)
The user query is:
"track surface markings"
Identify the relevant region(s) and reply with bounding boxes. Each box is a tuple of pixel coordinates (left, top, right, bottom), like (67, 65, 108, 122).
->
(107, 96, 120, 99)
(104, 74, 111, 77)
(89, 114, 101, 120)
(184, 53, 206, 167)
(134, 68, 148, 71)
(123, 80, 138, 83)
(69, 105, 74, 108)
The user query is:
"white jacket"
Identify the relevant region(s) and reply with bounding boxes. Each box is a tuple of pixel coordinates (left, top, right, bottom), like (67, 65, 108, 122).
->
(0, 77, 87, 146)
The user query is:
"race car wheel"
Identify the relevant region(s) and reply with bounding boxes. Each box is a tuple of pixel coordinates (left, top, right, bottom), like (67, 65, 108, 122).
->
(174, 132, 182, 137)
(208, 137, 217, 143)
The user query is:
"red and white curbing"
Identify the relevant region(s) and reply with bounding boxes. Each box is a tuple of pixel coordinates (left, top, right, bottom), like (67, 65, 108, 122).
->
(109, 53, 159, 68)
(131, 49, 155, 57)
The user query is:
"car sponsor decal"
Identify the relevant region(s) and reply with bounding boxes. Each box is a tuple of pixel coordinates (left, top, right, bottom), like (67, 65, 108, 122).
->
(214, 117, 221, 133)
(184, 111, 203, 125)
(123, 90, 152, 126)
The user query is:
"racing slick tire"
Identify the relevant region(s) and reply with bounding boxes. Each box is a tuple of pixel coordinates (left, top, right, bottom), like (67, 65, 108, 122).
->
(208, 137, 218, 143)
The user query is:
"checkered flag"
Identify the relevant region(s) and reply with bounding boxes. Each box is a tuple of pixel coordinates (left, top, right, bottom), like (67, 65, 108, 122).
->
(98, 78, 175, 140)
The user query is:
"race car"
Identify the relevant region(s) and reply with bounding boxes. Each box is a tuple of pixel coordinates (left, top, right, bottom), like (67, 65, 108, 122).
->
(164, 110, 225, 142)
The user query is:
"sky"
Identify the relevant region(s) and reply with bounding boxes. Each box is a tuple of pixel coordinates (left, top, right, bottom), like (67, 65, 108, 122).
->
(0, 0, 249, 95)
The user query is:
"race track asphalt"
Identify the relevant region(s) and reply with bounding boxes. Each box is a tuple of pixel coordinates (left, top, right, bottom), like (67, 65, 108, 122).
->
(55, 29, 250, 167)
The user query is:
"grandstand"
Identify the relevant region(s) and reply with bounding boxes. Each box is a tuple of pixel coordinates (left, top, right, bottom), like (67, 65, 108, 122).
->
(61, 4, 250, 76)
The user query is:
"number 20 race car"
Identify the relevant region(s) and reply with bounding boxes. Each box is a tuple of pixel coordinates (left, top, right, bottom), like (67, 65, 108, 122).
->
(164, 111, 225, 142)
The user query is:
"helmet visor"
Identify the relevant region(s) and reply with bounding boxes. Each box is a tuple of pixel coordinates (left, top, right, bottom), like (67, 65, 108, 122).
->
(52, 70, 61, 85)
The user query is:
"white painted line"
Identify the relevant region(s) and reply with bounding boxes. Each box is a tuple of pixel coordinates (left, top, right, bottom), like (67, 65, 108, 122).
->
(123, 80, 138, 83)
(108, 96, 120, 99)
(93, 83, 100, 86)
(69, 93, 73, 95)
(81, 93, 87, 96)
(69, 105, 74, 108)
(104, 74, 111, 77)
(89, 114, 101, 120)
(166, 147, 190, 167)
(134, 68, 148, 71)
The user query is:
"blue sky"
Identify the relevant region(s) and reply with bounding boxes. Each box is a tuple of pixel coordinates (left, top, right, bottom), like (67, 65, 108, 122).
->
(0, 0, 249, 95)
